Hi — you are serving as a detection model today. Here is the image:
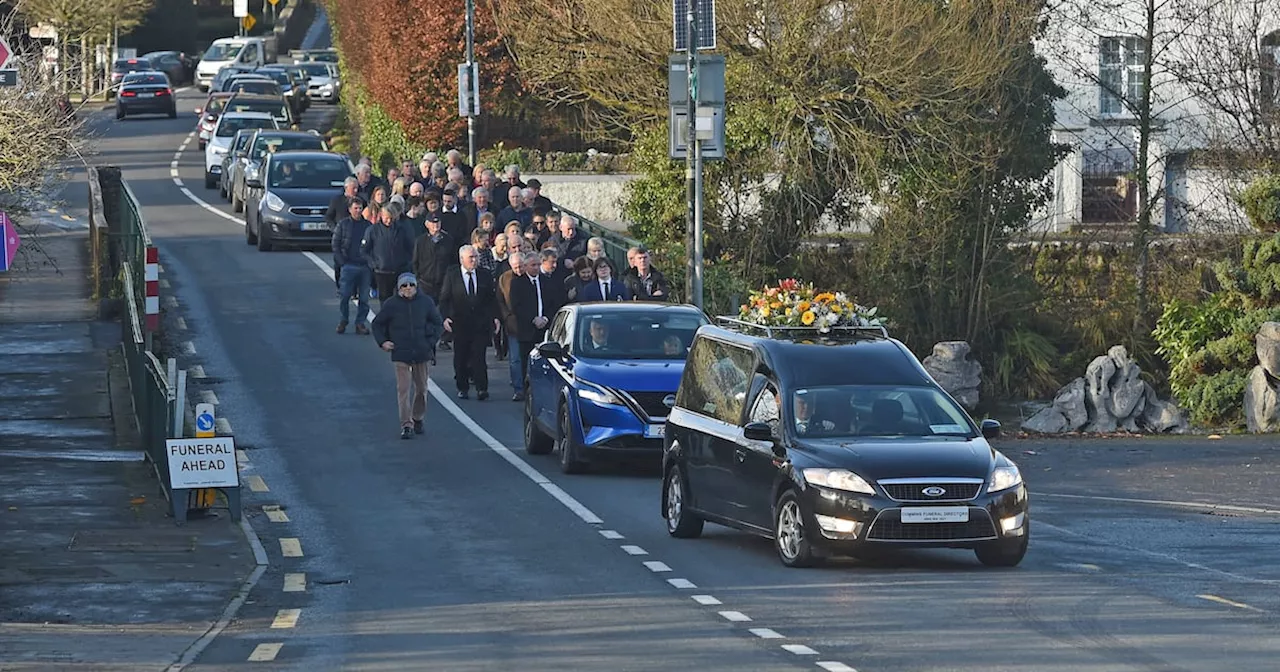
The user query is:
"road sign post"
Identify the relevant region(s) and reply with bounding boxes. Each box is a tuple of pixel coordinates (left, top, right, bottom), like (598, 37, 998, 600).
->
(672, 0, 717, 310)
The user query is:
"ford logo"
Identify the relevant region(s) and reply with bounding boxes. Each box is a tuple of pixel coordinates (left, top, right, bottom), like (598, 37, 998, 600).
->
(922, 486, 946, 497)
(662, 394, 677, 408)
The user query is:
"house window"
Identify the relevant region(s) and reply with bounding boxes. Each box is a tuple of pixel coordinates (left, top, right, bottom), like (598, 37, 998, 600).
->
(1099, 36, 1145, 116)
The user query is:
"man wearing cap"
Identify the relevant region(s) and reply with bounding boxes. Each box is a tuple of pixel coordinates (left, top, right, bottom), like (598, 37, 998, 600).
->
(371, 273, 444, 440)
(525, 178, 553, 215)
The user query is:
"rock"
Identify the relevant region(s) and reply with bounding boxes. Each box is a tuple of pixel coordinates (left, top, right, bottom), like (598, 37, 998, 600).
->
(1256, 322, 1280, 378)
(1022, 406, 1068, 434)
(923, 341, 982, 410)
(1109, 362, 1146, 420)
(1244, 365, 1280, 433)
(1053, 377, 1089, 431)
(1083, 353, 1118, 433)
(1141, 396, 1189, 434)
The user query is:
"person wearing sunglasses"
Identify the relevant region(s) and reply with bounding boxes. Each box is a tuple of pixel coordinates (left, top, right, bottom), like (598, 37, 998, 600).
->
(371, 273, 444, 440)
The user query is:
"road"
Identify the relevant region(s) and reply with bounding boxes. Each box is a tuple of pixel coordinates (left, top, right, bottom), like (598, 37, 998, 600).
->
(82, 83, 1280, 670)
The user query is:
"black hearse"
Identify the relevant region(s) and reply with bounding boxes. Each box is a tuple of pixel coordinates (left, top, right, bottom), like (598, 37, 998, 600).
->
(661, 318, 1029, 568)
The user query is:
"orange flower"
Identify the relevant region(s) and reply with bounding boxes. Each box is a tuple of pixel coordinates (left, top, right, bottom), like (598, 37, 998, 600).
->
(797, 301, 811, 312)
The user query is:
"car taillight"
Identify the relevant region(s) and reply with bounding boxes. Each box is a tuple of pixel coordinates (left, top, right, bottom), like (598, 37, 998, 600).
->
(156, 89, 171, 96)
(121, 91, 137, 97)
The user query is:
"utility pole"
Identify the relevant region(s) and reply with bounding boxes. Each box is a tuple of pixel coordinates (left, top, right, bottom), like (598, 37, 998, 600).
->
(684, 0, 701, 309)
(465, 0, 477, 167)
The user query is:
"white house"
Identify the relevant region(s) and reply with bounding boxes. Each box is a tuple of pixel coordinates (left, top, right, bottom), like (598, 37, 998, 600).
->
(1034, 0, 1280, 234)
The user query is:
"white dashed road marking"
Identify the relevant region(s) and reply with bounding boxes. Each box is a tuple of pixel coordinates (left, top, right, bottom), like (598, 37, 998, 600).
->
(620, 545, 647, 556)
(783, 644, 819, 656)
(719, 611, 752, 623)
(692, 595, 722, 606)
(199, 390, 219, 405)
(247, 643, 282, 661)
(279, 538, 303, 558)
(215, 417, 233, 435)
(599, 529, 624, 539)
(750, 628, 784, 639)
(643, 561, 672, 572)
(817, 662, 858, 671)
(245, 475, 268, 492)
(283, 573, 306, 593)
(667, 578, 696, 589)
(271, 609, 301, 629)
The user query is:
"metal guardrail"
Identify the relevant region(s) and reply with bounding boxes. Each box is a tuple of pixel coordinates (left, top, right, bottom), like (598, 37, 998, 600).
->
(119, 260, 176, 503)
(552, 202, 642, 275)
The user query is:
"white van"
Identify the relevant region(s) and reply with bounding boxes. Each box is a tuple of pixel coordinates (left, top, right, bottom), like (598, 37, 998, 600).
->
(196, 37, 268, 92)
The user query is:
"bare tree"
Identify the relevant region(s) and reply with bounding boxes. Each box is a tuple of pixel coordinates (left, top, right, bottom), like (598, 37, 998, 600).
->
(14, 0, 152, 96)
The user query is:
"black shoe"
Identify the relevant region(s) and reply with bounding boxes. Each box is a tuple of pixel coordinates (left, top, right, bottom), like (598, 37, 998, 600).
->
(336, 322, 347, 334)
(477, 391, 489, 401)
(458, 390, 469, 399)
(511, 392, 524, 402)
(413, 420, 424, 434)
(400, 427, 413, 440)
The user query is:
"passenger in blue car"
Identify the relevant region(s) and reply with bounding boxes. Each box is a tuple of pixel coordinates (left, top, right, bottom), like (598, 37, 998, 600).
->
(585, 319, 614, 355)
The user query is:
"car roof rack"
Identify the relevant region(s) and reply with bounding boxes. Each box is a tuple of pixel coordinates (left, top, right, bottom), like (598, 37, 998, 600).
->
(713, 316, 888, 340)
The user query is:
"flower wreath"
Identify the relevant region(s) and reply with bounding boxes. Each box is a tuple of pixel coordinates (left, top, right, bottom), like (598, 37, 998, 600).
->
(738, 278, 884, 333)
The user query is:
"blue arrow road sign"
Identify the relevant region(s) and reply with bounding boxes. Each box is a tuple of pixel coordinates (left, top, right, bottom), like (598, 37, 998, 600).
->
(196, 412, 214, 432)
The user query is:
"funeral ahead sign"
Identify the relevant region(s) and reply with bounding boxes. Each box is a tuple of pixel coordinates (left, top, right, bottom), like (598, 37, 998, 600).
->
(166, 437, 238, 489)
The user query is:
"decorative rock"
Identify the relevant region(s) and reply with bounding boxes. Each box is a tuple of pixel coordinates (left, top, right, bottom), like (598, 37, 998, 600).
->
(1022, 344, 1187, 434)
(923, 341, 982, 410)
(1244, 365, 1280, 433)
(1256, 322, 1280, 378)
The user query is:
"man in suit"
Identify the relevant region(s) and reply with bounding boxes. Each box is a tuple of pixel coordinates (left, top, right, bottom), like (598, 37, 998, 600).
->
(577, 257, 632, 302)
(439, 245, 499, 401)
(509, 251, 561, 400)
(496, 252, 527, 400)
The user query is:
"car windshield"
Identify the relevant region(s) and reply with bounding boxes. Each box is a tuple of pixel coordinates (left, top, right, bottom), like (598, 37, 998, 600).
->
(113, 59, 151, 72)
(123, 73, 166, 85)
(233, 133, 254, 151)
(299, 63, 329, 77)
(752, 384, 976, 440)
(252, 135, 324, 160)
(206, 97, 227, 115)
(217, 117, 275, 137)
(229, 81, 280, 95)
(268, 158, 351, 189)
(259, 70, 290, 85)
(574, 311, 707, 360)
(203, 43, 243, 61)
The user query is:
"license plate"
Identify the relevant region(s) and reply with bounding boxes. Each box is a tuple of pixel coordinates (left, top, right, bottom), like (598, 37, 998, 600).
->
(644, 424, 665, 439)
(138, 92, 154, 98)
(300, 222, 327, 231)
(900, 507, 970, 524)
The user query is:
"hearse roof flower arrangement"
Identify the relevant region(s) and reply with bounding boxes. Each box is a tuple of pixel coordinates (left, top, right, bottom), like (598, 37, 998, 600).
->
(739, 279, 884, 333)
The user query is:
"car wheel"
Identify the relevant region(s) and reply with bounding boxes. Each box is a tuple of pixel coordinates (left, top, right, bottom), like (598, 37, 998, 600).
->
(664, 464, 704, 538)
(115, 108, 125, 120)
(168, 107, 177, 119)
(524, 394, 554, 455)
(557, 402, 587, 474)
(218, 179, 227, 199)
(255, 215, 272, 251)
(975, 529, 1029, 568)
(775, 489, 819, 568)
(204, 172, 216, 189)
(245, 214, 258, 245)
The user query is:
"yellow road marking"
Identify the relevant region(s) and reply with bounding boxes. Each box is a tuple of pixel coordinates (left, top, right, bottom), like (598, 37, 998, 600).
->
(1198, 594, 1264, 612)
(236, 450, 249, 463)
(283, 573, 306, 592)
(271, 609, 301, 629)
(263, 505, 289, 523)
(46, 208, 58, 214)
(279, 538, 303, 558)
(248, 642, 283, 661)
(246, 475, 268, 492)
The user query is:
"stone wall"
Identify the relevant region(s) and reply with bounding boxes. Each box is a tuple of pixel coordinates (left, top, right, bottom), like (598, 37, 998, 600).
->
(531, 173, 637, 232)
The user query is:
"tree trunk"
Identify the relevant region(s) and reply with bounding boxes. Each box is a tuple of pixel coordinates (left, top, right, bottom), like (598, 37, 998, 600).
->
(1132, 0, 1158, 344)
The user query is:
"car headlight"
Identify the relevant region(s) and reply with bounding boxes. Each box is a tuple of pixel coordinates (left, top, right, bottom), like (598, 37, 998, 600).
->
(264, 193, 286, 212)
(803, 468, 876, 495)
(988, 465, 1023, 493)
(245, 164, 260, 181)
(576, 380, 622, 406)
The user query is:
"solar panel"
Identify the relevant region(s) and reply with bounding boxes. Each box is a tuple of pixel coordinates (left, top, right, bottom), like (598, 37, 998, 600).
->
(672, 0, 716, 52)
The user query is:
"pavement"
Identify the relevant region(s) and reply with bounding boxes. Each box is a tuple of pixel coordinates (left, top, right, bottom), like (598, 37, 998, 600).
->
(5, 12, 1278, 671)
(0, 228, 255, 670)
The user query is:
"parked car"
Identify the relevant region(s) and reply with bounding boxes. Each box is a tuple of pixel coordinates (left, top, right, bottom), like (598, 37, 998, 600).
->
(140, 51, 189, 86)
(660, 319, 1030, 568)
(228, 129, 327, 214)
(204, 111, 279, 189)
(244, 151, 355, 251)
(297, 61, 340, 103)
(108, 57, 153, 97)
(194, 91, 236, 150)
(219, 129, 259, 201)
(115, 72, 176, 119)
(525, 303, 709, 473)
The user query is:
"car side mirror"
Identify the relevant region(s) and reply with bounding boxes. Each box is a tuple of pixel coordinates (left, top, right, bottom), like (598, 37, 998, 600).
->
(537, 342, 565, 359)
(245, 177, 263, 188)
(980, 419, 1001, 439)
(743, 421, 773, 442)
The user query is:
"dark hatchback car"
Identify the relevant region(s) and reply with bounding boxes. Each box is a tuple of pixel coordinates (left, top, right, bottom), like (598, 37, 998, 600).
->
(228, 129, 327, 213)
(256, 66, 308, 116)
(244, 151, 354, 251)
(140, 50, 190, 86)
(115, 72, 176, 119)
(109, 57, 153, 96)
(525, 303, 708, 473)
(661, 320, 1029, 568)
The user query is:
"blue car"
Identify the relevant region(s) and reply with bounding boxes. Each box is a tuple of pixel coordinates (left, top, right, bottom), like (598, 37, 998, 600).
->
(524, 302, 709, 473)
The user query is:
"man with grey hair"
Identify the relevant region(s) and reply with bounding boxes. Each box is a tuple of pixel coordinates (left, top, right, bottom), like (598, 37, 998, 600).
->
(439, 244, 498, 400)
(552, 213, 589, 270)
(324, 177, 361, 292)
(466, 186, 491, 231)
(355, 163, 378, 200)
(421, 151, 439, 167)
(446, 149, 473, 183)
(497, 185, 532, 233)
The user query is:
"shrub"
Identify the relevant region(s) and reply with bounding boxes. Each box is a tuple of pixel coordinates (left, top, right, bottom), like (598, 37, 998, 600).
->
(1237, 174, 1280, 233)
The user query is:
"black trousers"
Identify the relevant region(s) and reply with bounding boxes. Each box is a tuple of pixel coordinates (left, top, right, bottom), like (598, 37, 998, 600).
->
(453, 327, 489, 393)
(333, 257, 342, 289)
(373, 271, 398, 308)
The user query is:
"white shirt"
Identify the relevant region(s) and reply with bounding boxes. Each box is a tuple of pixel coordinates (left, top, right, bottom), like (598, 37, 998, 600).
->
(461, 267, 477, 295)
(599, 279, 612, 299)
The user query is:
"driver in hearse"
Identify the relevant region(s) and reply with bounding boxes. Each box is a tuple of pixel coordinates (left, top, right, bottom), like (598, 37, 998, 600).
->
(792, 389, 838, 436)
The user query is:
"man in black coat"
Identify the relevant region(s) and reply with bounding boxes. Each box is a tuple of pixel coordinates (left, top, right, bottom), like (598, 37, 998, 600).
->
(438, 245, 499, 401)
(325, 177, 359, 292)
(410, 214, 455, 301)
(371, 273, 444, 440)
(508, 251, 562, 399)
(361, 205, 415, 309)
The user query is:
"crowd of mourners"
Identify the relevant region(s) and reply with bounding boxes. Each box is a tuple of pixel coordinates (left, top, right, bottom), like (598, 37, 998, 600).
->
(324, 149, 672, 438)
